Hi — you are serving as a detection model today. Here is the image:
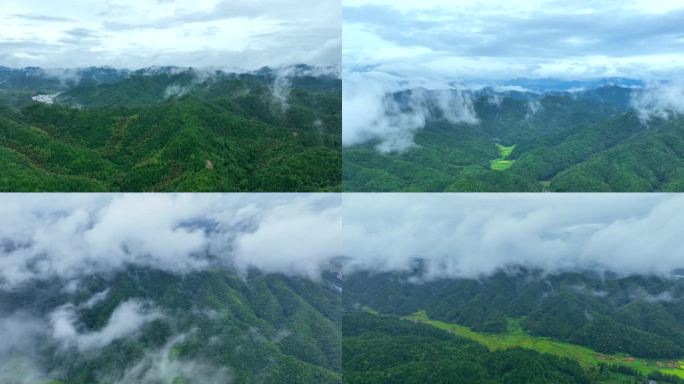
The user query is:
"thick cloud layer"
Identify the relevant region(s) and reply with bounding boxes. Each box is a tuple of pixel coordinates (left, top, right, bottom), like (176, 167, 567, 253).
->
(0, 194, 341, 287)
(343, 193, 684, 278)
(1, 0, 340, 69)
(4, 193, 682, 285)
(233, 201, 342, 277)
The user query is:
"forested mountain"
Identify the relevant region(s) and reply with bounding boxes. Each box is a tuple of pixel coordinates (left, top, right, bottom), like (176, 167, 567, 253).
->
(0, 267, 343, 384)
(343, 267, 684, 383)
(343, 84, 684, 192)
(0, 65, 341, 191)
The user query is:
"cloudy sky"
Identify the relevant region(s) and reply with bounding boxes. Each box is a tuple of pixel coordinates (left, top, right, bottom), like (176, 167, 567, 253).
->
(0, 0, 340, 69)
(344, 0, 684, 80)
(344, 193, 684, 278)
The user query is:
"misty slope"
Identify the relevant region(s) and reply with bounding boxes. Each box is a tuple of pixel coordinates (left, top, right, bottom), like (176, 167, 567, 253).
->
(343, 85, 684, 191)
(344, 268, 684, 359)
(0, 66, 341, 192)
(0, 267, 342, 384)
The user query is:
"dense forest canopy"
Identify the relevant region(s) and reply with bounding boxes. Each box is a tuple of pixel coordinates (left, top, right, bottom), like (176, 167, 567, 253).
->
(0, 65, 341, 192)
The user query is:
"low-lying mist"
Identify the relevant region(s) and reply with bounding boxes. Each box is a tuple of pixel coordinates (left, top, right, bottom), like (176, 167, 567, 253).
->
(630, 80, 684, 122)
(3, 193, 680, 290)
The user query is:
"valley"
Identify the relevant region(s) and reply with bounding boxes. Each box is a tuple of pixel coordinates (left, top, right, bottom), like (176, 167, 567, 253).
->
(344, 85, 684, 192)
(404, 310, 684, 379)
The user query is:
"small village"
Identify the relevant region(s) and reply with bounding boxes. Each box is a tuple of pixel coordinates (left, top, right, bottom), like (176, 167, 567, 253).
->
(31, 93, 59, 104)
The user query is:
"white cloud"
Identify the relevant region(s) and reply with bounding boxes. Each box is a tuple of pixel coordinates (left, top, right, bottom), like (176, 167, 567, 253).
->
(526, 100, 542, 118)
(233, 200, 342, 279)
(342, 71, 478, 151)
(270, 67, 295, 111)
(50, 299, 162, 351)
(631, 81, 684, 122)
(82, 289, 110, 309)
(343, 193, 684, 278)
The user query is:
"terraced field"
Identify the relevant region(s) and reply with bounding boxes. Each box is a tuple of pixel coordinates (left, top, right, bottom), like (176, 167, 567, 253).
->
(490, 143, 516, 171)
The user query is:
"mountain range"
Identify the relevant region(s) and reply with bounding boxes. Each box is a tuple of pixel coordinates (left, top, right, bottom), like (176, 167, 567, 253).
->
(0, 65, 341, 192)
